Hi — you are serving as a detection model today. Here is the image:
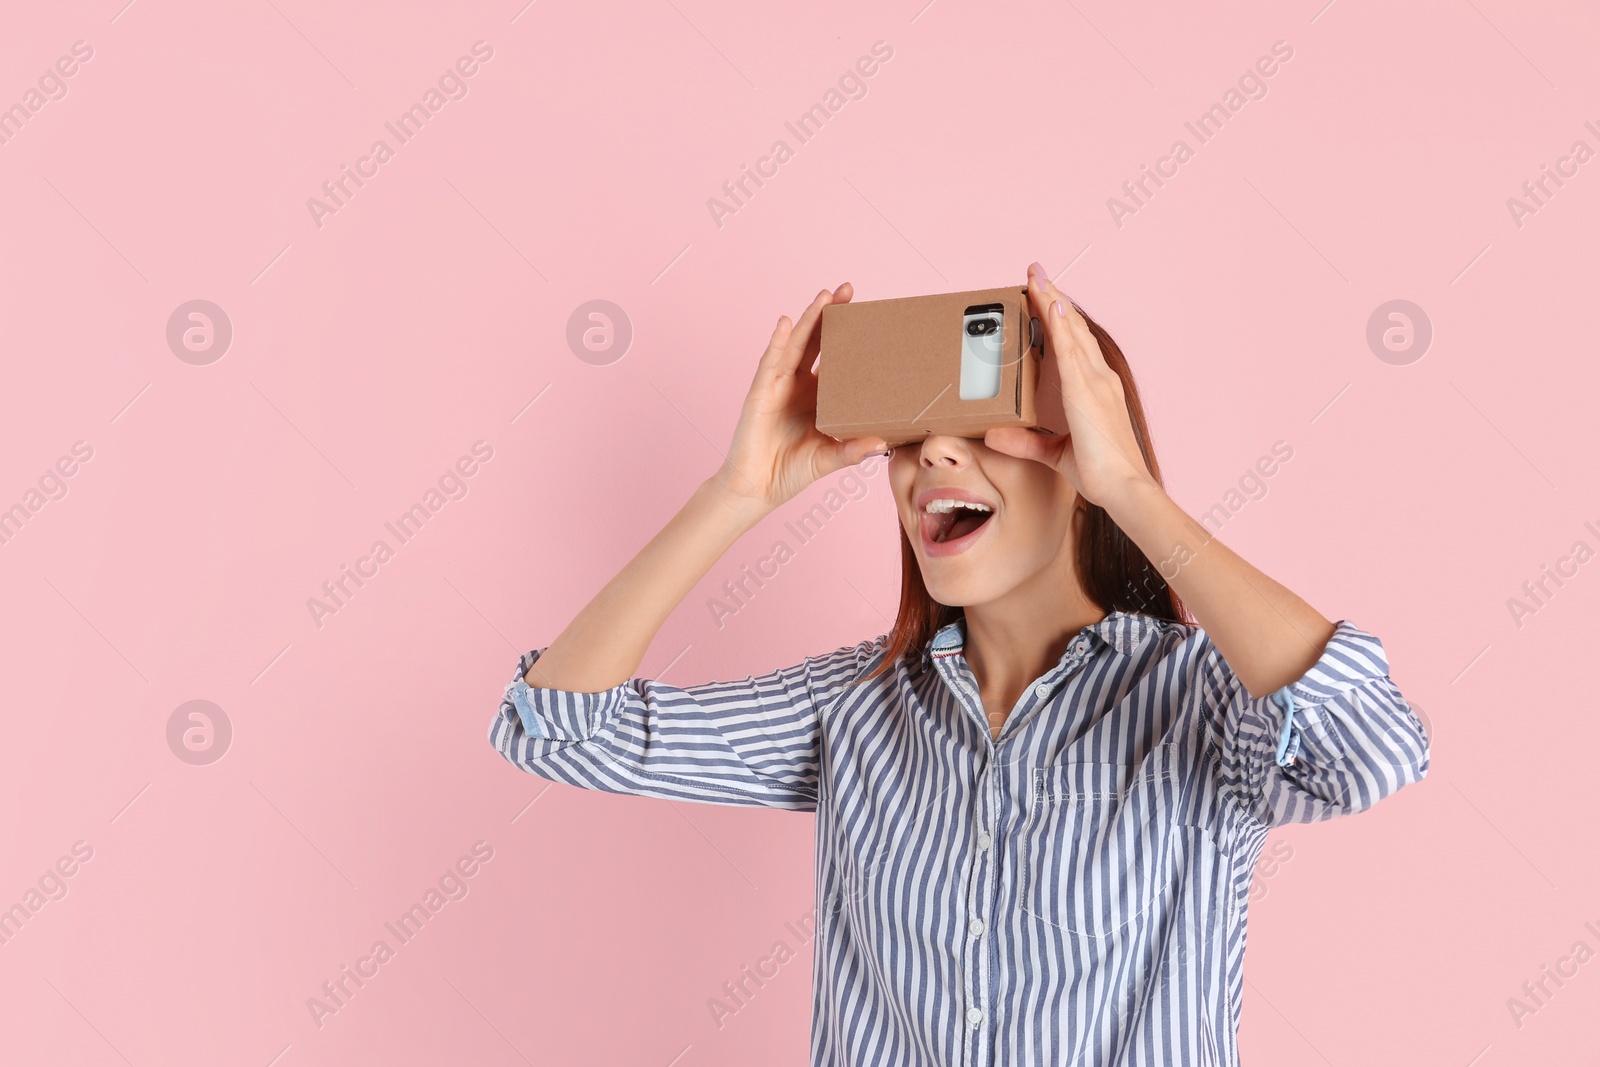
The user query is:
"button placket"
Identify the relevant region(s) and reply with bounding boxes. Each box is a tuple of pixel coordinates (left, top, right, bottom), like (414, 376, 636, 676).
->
(960, 750, 995, 1065)
(1024, 635, 1093, 710)
(963, 753, 1004, 1065)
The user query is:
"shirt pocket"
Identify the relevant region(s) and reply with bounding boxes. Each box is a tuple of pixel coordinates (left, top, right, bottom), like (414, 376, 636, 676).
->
(1018, 750, 1179, 948)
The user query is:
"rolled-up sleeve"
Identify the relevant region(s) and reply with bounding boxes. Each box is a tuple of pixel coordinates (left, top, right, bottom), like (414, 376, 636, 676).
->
(487, 635, 886, 812)
(1204, 619, 1431, 828)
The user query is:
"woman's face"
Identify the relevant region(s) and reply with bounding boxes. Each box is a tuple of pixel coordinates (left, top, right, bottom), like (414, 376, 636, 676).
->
(888, 434, 1081, 607)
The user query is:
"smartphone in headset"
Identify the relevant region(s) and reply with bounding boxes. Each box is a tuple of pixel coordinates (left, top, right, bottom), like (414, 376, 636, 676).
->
(959, 302, 1005, 400)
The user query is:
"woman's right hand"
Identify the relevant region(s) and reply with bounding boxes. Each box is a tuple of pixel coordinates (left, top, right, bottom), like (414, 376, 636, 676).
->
(710, 283, 889, 515)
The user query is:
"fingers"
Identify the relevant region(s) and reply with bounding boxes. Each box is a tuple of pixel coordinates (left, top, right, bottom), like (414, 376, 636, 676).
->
(983, 425, 1064, 468)
(1026, 266, 1079, 355)
(1022, 265, 1131, 457)
(816, 434, 892, 479)
(761, 312, 796, 371)
(777, 284, 852, 378)
(802, 282, 853, 375)
(749, 284, 854, 432)
(754, 284, 846, 402)
(769, 312, 793, 342)
(1026, 264, 1108, 374)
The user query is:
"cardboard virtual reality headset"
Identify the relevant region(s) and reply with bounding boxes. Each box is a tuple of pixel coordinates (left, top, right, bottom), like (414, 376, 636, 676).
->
(815, 285, 1068, 450)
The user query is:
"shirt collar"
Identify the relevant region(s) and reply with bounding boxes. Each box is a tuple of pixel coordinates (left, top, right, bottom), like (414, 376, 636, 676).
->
(922, 610, 1166, 666)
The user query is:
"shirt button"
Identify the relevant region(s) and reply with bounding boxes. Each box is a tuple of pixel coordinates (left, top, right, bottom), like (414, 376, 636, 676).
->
(1033, 682, 1050, 698)
(967, 1006, 983, 1026)
(969, 917, 985, 936)
(977, 832, 992, 850)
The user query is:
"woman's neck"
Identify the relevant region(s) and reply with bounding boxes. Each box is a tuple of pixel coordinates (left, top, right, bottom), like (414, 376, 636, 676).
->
(961, 583, 1107, 733)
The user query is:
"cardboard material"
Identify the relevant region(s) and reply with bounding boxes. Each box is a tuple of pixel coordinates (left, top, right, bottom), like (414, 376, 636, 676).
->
(815, 285, 1068, 449)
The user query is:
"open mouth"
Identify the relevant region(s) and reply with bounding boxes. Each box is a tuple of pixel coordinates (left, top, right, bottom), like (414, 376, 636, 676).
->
(921, 501, 995, 545)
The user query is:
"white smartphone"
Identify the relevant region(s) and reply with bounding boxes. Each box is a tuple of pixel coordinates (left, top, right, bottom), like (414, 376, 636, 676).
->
(958, 302, 1004, 400)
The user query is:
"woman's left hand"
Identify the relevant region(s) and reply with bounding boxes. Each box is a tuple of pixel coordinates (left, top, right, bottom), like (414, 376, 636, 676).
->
(982, 263, 1157, 512)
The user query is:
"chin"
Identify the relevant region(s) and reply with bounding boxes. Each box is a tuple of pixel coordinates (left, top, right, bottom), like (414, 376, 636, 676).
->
(918, 569, 992, 609)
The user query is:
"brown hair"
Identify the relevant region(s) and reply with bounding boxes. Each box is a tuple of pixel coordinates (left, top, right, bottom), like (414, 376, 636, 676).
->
(860, 300, 1191, 682)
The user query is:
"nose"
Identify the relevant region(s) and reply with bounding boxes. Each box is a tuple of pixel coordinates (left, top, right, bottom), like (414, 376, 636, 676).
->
(918, 434, 977, 469)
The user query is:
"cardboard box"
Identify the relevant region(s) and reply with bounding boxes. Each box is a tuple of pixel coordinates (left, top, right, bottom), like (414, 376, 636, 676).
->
(815, 285, 1068, 449)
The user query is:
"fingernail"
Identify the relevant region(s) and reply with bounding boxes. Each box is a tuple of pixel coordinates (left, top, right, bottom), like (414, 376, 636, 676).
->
(1054, 299, 1065, 317)
(1029, 261, 1047, 280)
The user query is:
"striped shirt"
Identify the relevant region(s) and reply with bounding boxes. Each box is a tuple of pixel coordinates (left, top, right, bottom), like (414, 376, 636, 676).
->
(488, 611, 1430, 1065)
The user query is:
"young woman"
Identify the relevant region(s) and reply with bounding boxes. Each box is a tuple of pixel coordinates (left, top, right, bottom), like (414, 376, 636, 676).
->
(489, 263, 1431, 1066)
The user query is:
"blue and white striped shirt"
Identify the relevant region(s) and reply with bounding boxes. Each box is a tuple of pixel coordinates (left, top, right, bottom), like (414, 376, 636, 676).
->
(489, 611, 1430, 1065)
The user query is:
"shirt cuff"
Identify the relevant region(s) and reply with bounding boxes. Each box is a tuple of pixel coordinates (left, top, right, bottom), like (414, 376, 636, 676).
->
(1267, 619, 1388, 767)
(503, 647, 621, 741)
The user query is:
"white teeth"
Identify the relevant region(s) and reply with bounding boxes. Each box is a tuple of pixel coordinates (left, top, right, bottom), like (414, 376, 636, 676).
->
(923, 498, 993, 514)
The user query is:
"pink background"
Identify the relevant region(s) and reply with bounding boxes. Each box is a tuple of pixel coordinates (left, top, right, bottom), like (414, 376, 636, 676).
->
(1, 0, 1595, 1063)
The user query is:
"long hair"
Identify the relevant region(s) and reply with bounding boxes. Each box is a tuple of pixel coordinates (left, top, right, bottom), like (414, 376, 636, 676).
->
(860, 300, 1191, 683)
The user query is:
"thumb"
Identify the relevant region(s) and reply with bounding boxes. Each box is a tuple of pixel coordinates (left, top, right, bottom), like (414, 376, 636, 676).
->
(983, 426, 1060, 466)
(821, 436, 890, 476)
